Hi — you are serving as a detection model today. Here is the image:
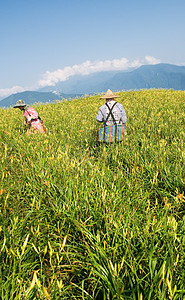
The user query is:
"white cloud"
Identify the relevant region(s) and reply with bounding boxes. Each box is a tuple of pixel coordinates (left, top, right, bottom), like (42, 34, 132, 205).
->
(0, 86, 25, 99)
(38, 58, 130, 87)
(144, 55, 161, 65)
(38, 56, 161, 87)
(0, 56, 161, 98)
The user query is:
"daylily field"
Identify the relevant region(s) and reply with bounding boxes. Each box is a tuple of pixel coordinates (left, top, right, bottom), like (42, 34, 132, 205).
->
(0, 89, 185, 299)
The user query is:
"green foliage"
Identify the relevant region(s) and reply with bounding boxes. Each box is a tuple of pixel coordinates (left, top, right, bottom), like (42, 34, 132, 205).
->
(0, 90, 185, 299)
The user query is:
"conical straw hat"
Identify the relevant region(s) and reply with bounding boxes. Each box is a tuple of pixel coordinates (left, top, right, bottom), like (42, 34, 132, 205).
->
(100, 89, 120, 99)
(13, 99, 27, 108)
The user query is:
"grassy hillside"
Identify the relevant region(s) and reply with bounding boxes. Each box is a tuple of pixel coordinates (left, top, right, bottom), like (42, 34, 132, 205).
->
(0, 90, 185, 299)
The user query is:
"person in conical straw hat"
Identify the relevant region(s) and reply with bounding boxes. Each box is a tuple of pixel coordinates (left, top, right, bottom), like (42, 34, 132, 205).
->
(13, 99, 47, 134)
(96, 89, 127, 142)
(96, 89, 127, 126)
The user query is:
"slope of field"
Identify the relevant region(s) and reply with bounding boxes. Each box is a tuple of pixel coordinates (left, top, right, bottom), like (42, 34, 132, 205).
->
(0, 90, 185, 299)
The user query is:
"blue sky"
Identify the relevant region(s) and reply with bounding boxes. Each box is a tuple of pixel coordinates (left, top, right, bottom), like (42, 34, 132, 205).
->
(0, 0, 185, 98)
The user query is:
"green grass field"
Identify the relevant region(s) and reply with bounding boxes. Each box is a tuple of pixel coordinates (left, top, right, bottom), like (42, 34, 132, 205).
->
(0, 89, 185, 299)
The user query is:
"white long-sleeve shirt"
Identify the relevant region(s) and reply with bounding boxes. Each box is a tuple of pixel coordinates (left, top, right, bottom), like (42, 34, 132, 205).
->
(96, 100, 127, 126)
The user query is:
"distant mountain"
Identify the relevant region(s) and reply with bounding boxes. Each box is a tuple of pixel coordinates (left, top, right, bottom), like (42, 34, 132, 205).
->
(0, 91, 82, 108)
(39, 63, 185, 94)
(105, 63, 185, 91)
(1, 63, 185, 108)
(39, 71, 122, 94)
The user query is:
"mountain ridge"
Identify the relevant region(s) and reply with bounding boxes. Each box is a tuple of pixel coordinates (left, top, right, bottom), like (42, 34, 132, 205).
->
(0, 91, 82, 108)
(1, 63, 185, 108)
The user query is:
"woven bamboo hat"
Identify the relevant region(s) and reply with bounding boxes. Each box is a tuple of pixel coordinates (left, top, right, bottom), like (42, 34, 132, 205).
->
(13, 99, 27, 108)
(100, 89, 120, 99)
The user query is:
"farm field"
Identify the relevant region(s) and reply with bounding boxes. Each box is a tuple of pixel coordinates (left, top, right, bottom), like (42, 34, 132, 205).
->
(0, 89, 185, 299)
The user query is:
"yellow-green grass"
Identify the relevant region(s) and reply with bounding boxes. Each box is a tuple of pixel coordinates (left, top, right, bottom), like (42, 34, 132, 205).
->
(0, 89, 185, 299)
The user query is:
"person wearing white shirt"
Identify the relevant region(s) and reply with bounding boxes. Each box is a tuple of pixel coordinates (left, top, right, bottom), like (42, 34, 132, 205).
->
(96, 89, 127, 127)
